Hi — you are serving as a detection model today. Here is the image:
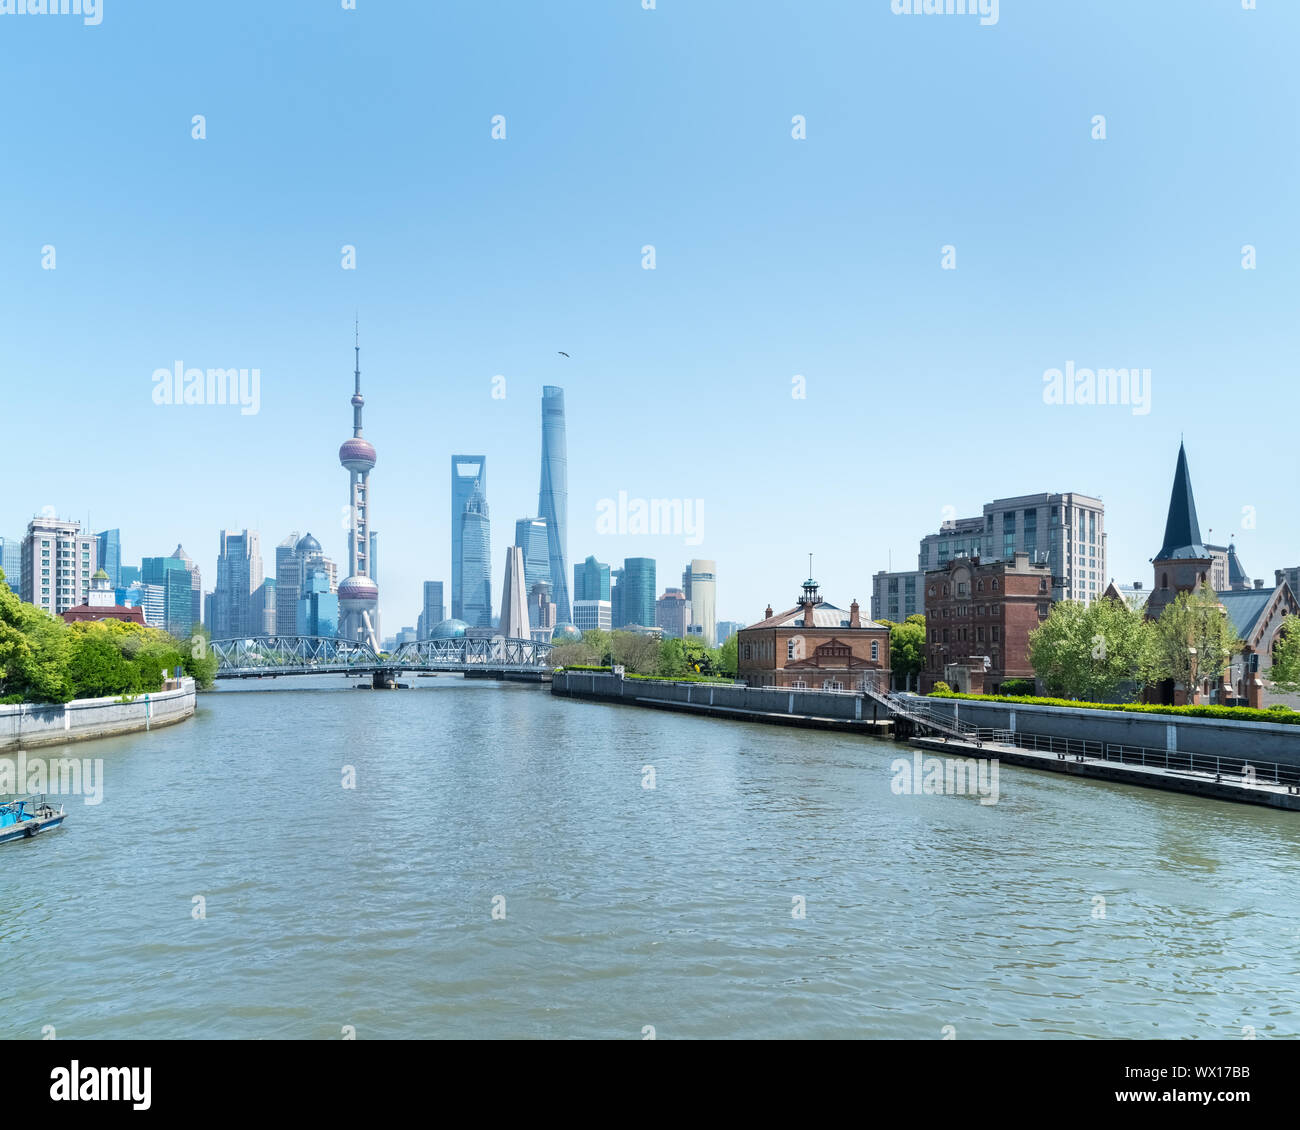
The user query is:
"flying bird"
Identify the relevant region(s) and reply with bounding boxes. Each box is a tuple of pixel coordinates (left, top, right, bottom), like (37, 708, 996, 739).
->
(557, 351, 570, 357)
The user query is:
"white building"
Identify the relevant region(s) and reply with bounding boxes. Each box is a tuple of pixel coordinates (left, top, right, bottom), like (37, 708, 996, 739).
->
(573, 599, 611, 632)
(21, 516, 97, 615)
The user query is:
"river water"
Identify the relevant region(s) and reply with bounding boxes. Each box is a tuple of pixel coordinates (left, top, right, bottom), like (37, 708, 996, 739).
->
(2, 677, 1298, 1040)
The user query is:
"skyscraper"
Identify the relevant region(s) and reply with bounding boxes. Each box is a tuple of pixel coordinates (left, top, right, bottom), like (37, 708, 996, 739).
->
(171, 543, 202, 627)
(142, 555, 194, 638)
(610, 567, 625, 628)
(655, 588, 690, 639)
(275, 533, 302, 635)
(460, 479, 493, 628)
(622, 558, 657, 629)
(337, 326, 381, 648)
(214, 529, 263, 638)
(573, 555, 610, 602)
(418, 581, 445, 639)
(95, 529, 122, 587)
(538, 386, 571, 624)
(514, 517, 551, 591)
(500, 546, 531, 640)
(684, 559, 717, 646)
(0, 536, 21, 591)
(451, 456, 487, 620)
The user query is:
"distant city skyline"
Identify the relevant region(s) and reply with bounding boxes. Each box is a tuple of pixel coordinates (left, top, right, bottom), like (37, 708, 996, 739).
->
(2, 3, 1297, 629)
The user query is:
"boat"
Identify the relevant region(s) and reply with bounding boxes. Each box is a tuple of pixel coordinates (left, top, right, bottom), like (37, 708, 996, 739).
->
(0, 795, 66, 844)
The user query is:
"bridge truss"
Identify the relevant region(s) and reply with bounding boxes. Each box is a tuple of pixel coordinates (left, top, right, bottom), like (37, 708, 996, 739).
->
(210, 635, 552, 678)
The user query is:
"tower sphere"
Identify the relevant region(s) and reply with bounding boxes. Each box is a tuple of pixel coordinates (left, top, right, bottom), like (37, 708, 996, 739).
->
(339, 437, 377, 472)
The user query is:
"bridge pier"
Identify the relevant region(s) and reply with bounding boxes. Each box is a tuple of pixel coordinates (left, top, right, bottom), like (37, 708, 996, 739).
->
(372, 670, 398, 690)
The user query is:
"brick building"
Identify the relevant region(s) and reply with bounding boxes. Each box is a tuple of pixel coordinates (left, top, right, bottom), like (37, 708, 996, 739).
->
(738, 577, 890, 690)
(921, 552, 1052, 694)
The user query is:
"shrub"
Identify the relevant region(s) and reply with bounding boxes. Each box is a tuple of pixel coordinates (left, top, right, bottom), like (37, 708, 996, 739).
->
(926, 688, 1300, 726)
(931, 680, 952, 694)
(998, 678, 1036, 696)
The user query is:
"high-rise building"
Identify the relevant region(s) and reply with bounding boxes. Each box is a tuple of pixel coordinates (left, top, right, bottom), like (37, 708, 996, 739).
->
(119, 564, 140, 587)
(95, 529, 122, 587)
(1276, 566, 1300, 594)
(917, 492, 1106, 606)
(21, 517, 97, 615)
(655, 588, 690, 639)
(170, 544, 202, 626)
(514, 517, 551, 591)
(213, 529, 263, 639)
(573, 555, 610, 603)
(684, 559, 717, 646)
(251, 578, 277, 635)
(0, 536, 21, 591)
(529, 580, 557, 642)
(296, 569, 339, 638)
(574, 599, 612, 633)
(538, 386, 571, 624)
(418, 581, 445, 640)
(610, 567, 625, 628)
(871, 569, 926, 623)
(275, 533, 301, 634)
(459, 478, 493, 628)
(451, 456, 487, 620)
(132, 582, 166, 629)
(715, 621, 746, 643)
(337, 326, 381, 648)
(143, 555, 195, 638)
(500, 546, 531, 640)
(622, 558, 657, 629)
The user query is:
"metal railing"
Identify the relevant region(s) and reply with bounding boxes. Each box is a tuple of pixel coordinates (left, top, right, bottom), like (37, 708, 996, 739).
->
(982, 730, 1300, 789)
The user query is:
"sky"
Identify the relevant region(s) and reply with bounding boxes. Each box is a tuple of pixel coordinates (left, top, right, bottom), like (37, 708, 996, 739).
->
(1, 0, 1297, 631)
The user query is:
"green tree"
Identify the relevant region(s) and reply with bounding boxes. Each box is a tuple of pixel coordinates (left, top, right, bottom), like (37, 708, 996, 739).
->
(66, 630, 140, 699)
(881, 615, 927, 691)
(716, 633, 738, 679)
(1140, 588, 1242, 703)
(657, 637, 688, 677)
(1270, 617, 1300, 693)
(184, 624, 219, 690)
(1029, 598, 1150, 701)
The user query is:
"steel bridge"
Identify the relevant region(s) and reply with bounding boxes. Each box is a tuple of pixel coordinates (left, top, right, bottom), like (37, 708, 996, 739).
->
(210, 635, 553, 685)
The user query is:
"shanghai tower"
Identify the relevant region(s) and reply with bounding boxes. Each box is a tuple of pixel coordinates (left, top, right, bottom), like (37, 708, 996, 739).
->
(538, 386, 571, 625)
(337, 324, 381, 649)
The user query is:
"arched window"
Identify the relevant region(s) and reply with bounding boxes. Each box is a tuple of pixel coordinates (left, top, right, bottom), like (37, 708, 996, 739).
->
(871, 640, 879, 661)
(977, 580, 984, 593)
(1162, 572, 1168, 589)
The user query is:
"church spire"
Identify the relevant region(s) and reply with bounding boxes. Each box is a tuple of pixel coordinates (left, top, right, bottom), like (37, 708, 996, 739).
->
(1155, 442, 1209, 562)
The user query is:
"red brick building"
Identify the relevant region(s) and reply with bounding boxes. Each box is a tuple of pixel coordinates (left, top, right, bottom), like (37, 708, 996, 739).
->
(921, 552, 1052, 694)
(738, 577, 891, 690)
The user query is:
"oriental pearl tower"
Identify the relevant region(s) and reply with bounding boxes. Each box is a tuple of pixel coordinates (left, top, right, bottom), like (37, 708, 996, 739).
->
(337, 323, 381, 650)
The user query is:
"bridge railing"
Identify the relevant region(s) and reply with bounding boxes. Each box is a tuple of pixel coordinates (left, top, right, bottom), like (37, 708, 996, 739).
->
(210, 634, 552, 674)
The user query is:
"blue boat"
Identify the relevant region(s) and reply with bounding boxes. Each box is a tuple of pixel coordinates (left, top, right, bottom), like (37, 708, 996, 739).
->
(0, 795, 66, 844)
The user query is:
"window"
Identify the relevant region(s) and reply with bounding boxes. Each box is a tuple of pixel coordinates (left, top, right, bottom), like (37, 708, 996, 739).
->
(992, 578, 999, 591)
(977, 627, 984, 642)
(743, 644, 751, 660)
(992, 626, 1000, 642)
(787, 639, 797, 660)
(871, 640, 879, 661)
(928, 585, 936, 597)
(957, 582, 968, 595)
(977, 580, 984, 593)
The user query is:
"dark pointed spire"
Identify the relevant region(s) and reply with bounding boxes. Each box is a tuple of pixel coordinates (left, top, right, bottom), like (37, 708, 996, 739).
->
(1227, 542, 1249, 589)
(1155, 442, 1210, 561)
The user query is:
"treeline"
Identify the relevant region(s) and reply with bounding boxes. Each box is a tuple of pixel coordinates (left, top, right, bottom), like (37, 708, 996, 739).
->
(1028, 587, 1300, 702)
(0, 571, 218, 704)
(550, 629, 739, 679)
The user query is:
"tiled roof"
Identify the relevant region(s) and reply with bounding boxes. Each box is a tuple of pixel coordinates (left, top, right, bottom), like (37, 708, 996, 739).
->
(1219, 587, 1286, 645)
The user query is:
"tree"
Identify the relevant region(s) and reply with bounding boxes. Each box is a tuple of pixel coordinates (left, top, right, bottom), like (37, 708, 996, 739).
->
(1140, 587, 1242, 703)
(657, 637, 688, 678)
(185, 624, 219, 690)
(1270, 617, 1300, 693)
(716, 633, 738, 679)
(608, 631, 660, 675)
(1029, 598, 1150, 701)
(882, 615, 927, 691)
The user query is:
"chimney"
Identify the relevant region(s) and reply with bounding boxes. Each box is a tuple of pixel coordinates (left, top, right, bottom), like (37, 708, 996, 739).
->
(849, 599, 861, 629)
(1255, 579, 1265, 589)
(1133, 581, 1143, 590)
(764, 603, 773, 620)
(803, 598, 816, 626)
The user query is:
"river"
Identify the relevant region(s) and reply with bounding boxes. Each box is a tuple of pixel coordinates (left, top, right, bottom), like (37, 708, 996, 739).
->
(2, 676, 1297, 1039)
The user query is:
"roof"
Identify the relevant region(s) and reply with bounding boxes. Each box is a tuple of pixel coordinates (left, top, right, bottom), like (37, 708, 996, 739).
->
(1155, 443, 1210, 561)
(1218, 586, 1295, 645)
(61, 604, 146, 624)
(744, 601, 887, 632)
(1227, 543, 1249, 588)
(1104, 581, 1149, 611)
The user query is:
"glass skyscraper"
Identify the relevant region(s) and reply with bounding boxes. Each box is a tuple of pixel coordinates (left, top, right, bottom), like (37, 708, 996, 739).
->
(514, 517, 551, 592)
(142, 555, 194, 638)
(0, 536, 20, 591)
(573, 555, 610, 603)
(451, 455, 486, 621)
(459, 479, 493, 628)
(538, 387, 571, 624)
(95, 529, 122, 587)
(622, 557, 657, 629)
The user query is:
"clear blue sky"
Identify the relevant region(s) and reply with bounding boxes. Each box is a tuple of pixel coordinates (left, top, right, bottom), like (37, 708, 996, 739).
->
(2, 0, 1296, 630)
